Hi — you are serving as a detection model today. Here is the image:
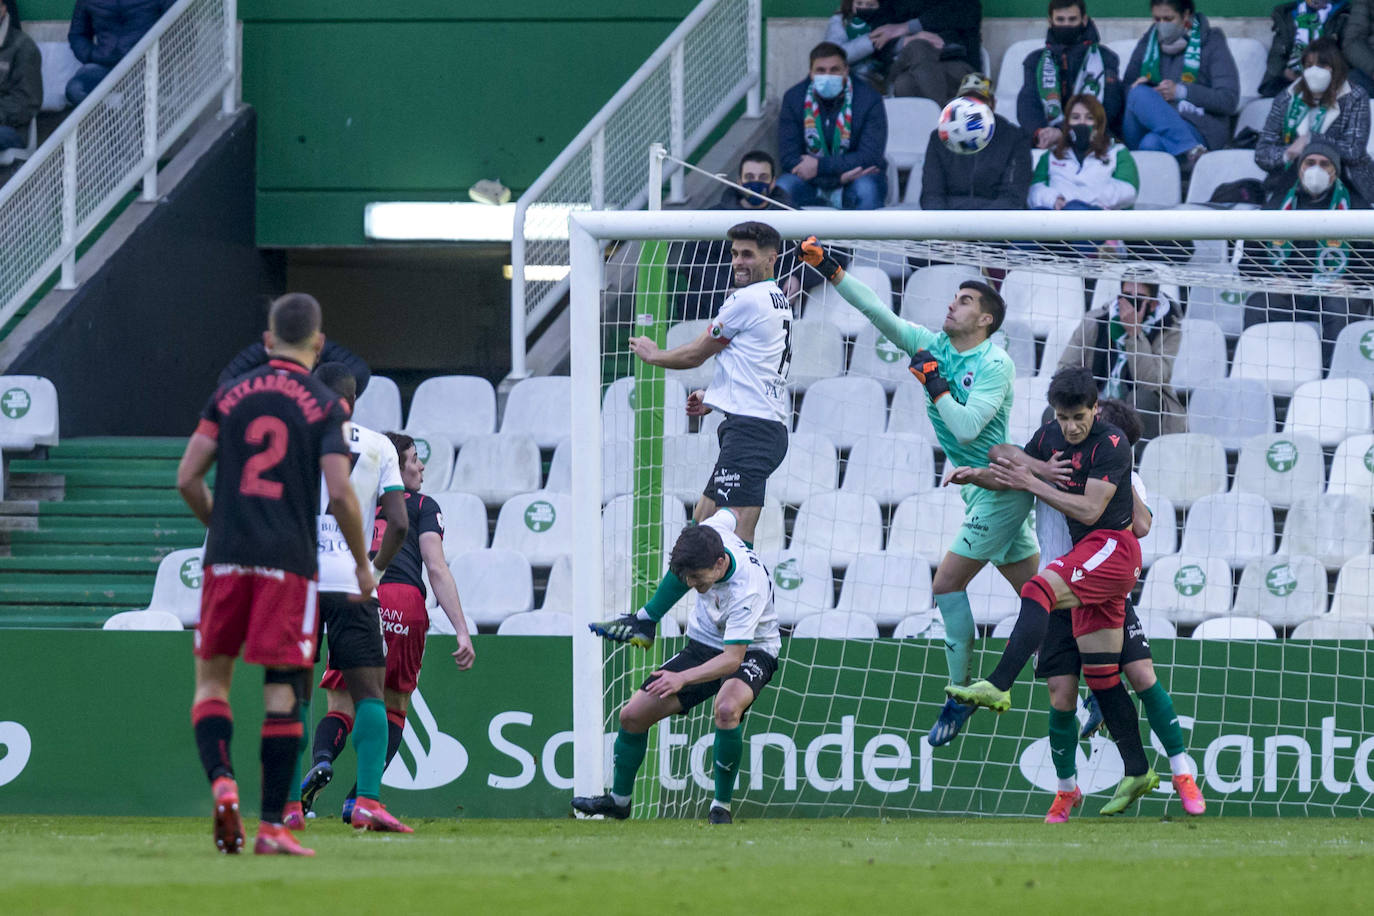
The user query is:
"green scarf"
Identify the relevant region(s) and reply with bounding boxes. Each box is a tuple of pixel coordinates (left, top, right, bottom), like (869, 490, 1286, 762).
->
(1141, 17, 1204, 84)
(1289, 3, 1338, 70)
(1280, 87, 1335, 144)
(1037, 43, 1106, 125)
(844, 16, 873, 40)
(803, 79, 853, 157)
(1105, 295, 1169, 399)
(1270, 178, 1352, 277)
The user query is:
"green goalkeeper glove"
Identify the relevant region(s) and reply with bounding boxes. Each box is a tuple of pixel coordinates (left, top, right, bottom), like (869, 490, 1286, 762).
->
(909, 349, 951, 402)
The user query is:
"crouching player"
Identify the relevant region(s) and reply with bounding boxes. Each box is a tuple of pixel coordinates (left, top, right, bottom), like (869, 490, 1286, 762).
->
(572, 510, 779, 825)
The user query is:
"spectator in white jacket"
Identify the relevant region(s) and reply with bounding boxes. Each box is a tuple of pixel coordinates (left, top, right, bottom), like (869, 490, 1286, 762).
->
(1028, 93, 1140, 209)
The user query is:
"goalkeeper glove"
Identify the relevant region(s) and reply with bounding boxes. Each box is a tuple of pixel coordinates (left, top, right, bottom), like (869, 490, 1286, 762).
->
(909, 349, 951, 402)
(798, 236, 845, 283)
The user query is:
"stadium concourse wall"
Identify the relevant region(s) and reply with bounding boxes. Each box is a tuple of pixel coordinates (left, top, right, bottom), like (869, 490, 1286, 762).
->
(1, 632, 1372, 819)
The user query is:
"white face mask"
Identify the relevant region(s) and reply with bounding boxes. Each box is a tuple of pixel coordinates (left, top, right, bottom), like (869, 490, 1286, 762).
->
(1304, 65, 1333, 95)
(1302, 165, 1334, 196)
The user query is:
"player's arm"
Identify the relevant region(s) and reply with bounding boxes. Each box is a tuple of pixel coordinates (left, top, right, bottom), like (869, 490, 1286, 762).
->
(1131, 482, 1153, 538)
(420, 531, 475, 670)
(928, 358, 1013, 445)
(176, 432, 218, 526)
(372, 489, 409, 573)
(991, 456, 1117, 525)
(322, 452, 376, 598)
(799, 237, 930, 352)
(643, 643, 748, 698)
(628, 326, 728, 369)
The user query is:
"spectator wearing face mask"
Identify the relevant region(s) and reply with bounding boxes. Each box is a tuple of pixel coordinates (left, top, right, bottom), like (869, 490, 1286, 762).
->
(1028, 93, 1139, 211)
(1343, 0, 1374, 91)
(1018, 0, 1125, 148)
(1261, 0, 1351, 98)
(776, 41, 888, 210)
(1256, 37, 1373, 202)
(922, 73, 1032, 211)
(824, 0, 902, 92)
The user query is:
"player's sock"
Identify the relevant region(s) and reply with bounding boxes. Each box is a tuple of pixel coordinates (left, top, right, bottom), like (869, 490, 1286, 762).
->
(988, 579, 1054, 691)
(352, 698, 388, 801)
(260, 712, 304, 825)
(1137, 682, 1187, 761)
(384, 708, 406, 768)
(1083, 656, 1148, 777)
(611, 729, 649, 800)
(311, 711, 353, 764)
(640, 570, 690, 623)
(934, 591, 976, 685)
(191, 698, 234, 782)
(1048, 706, 1079, 785)
(287, 701, 311, 803)
(713, 725, 744, 805)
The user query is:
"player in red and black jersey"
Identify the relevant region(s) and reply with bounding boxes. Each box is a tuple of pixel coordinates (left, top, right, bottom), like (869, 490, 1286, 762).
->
(946, 367, 1158, 814)
(177, 293, 375, 857)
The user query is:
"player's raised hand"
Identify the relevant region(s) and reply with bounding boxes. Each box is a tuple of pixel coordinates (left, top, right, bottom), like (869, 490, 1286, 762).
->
(686, 389, 712, 416)
(798, 236, 844, 283)
(628, 336, 661, 363)
(644, 668, 686, 698)
(943, 465, 976, 486)
(453, 631, 476, 670)
(909, 349, 951, 402)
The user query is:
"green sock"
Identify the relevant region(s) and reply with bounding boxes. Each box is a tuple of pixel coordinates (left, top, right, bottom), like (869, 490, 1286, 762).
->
(642, 570, 689, 622)
(934, 591, 976, 685)
(353, 697, 388, 801)
(713, 725, 744, 805)
(1137, 682, 1185, 757)
(1048, 707, 1079, 780)
(611, 729, 649, 798)
(286, 700, 310, 803)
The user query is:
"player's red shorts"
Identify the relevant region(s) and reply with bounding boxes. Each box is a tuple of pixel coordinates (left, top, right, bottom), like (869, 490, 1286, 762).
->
(1045, 528, 1143, 638)
(318, 583, 428, 693)
(195, 564, 317, 667)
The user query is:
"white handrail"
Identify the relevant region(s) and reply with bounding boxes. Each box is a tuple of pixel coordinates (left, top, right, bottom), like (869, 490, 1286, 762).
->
(0, 0, 237, 335)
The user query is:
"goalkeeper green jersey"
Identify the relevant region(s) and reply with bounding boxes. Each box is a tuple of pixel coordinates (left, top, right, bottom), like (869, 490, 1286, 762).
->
(834, 273, 1015, 469)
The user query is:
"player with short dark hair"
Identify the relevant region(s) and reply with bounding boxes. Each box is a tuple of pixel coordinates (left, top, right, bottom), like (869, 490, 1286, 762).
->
(574, 511, 779, 824)
(178, 293, 371, 856)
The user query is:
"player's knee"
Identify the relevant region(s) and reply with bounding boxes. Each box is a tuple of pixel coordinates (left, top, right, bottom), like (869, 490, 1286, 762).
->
(264, 667, 309, 716)
(1020, 575, 1055, 612)
(1081, 653, 1121, 692)
(714, 701, 744, 730)
(619, 704, 650, 733)
(1123, 659, 1156, 693)
(1046, 678, 1078, 711)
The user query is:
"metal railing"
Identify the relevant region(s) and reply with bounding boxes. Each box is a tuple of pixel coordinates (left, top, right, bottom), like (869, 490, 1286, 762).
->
(0, 0, 237, 335)
(508, 0, 761, 378)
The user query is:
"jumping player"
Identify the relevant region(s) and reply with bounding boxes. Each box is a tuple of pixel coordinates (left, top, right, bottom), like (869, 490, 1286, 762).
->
(573, 510, 780, 825)
(798, 237, 1038, 747)
(177, 292, 372, 856)
(591, 221, 791, 649)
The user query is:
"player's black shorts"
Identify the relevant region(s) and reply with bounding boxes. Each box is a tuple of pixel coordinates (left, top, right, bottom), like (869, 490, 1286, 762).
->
(318, 591, 387, 670)
(1035, 603, 1152, 679)
(642, 638, 779, 714)
(707, 414, 788, 507)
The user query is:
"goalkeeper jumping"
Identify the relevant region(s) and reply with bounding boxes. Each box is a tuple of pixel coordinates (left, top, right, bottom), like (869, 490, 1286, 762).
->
(800, 238, 1038, 747)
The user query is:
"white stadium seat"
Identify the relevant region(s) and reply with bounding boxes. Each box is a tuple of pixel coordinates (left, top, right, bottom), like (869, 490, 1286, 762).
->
(103, 610, 183, 631)
(662, 433, 719, 505)
(887, 381, 938, 443)
(1283, 378, 1373, 447)
(429, 491, 490, 561)
(1137, 554, 1233, 625)
(790, 490, 885, 569)
(888, 487, 968, 566)
(601, 438, 633, 503)
(792, 611, 880, 640)
(762, 549, 835, 626)
(901, 264, 982, 329)
(1186, 378, 1274, 451)
(449, 433, 542, 507)
(990, 319, 1037, 378)
(1327, 434, 1374, 504)
(1328, 320, 1374, 390)
(1330, 555, 1374, 623)
(1138, 494, 1177, 567)
(1170, 319, 1228, 391)
(893, 611, 939, 638)
(839, 433, 935, 505)
(497, 611, 574, 636)
(1131, 151, 1182, 208)
(405, 375, 497, 446)
(405, 432, 456, 491)
(1290, 617, 1374, 640)
(1232, 433, 1323, 509)
(884, 97, 941, 170)
(1234, 97, 1270, 136)
(753, 499, 787, 554)
(492, 491, 573, 567)
(449, 548, 533, 627)
(1230, 322, 1323, 397)
(601, 494, 687, 563)
(1191, 616, 1277, 640)
(787, 321, 847, 391)
(1186, 281, 1247, 338)
(351, 375, 402, 432)
(1037, 320, 1077, 378)
(1135, 612, 1178, 639)
(426, 601, 478, 636)
(1279, 494, 1373, 571)
(965, 562, 1021, 626)
(1185, 150, 1266, 204)
(1231, 554, 1329, 628)
(807, 265, 892, 339)
(664, 320, 714, 392)
(767, 432, 838, 506)
(992, 38, 1045, 124)
(1178, 492, 1274, 569)
(1228, 37, 1270, 112)
(1009, 376, 1052, 445)
(849, 324, 915, 392)
(1138, 433, 1227, 509)
(139, 548, 203, 625)
(544, 438, 572, 493)
(501, 376, 572, 449)
(990, 615, 1019, 638)
(601, 376, 688, 445)
(0, 376, 59, 449)
(835, 550, 934, 627)
(794, 376, 887, 450)
(999, 270, 1086, 338)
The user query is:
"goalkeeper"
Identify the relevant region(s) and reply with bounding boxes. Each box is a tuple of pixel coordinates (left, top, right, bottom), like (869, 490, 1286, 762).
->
(800, 237, 1038, 747)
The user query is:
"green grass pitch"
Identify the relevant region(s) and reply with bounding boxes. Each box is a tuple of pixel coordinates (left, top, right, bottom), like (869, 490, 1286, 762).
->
(2, 816, 1372, 914)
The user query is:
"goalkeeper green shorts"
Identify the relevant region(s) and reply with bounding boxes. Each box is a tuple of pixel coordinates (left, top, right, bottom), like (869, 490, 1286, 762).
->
(947, 487, 1037, 567)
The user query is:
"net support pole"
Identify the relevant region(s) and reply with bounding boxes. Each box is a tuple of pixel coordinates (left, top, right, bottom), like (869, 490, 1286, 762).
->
(745, 0, 762, 118)
(569, 218, 608, 797)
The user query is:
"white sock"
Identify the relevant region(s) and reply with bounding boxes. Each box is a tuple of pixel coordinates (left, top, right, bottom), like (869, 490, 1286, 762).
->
(634, 607, 652, 621)
(610, 791, 632, 807)
(1169, 753, 1192, 777)
(710, 800, 730, 813)
(1057, 777, 1077, 793)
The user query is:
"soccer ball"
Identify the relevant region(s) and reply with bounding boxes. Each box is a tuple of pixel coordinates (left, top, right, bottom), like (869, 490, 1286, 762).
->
(938, 97, 995, 154)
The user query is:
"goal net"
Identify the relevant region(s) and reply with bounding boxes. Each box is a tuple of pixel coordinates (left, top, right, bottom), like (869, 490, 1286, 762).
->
(566, 207, 1374, 819)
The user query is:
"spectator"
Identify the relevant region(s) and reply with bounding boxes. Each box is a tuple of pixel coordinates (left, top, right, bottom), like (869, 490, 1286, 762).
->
(1261, 0, 1351, 98)
(66, 0, 173, 106)
(920, 73, 1032, 210)
(824, 0, 897, 92)
(1342, 0, 1374, 91)
(1242, 138, 1373, 362)
(1018, 0, 1125, 147)
(3, 1, 19, 28)
(1122, 0, 1239, 170)
(1058, 279, 1186, 440)
(1255, 37, 1373, 203)
(1028, 94, 1139, 211)
(885, 0, 982, 103)
(219, 336, 372, 395)
(776, 41, 888, 210)
(0, 0, 40, 158)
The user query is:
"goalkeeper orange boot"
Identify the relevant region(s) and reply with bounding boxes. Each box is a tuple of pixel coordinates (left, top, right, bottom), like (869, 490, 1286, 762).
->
(211, 776, 244, 854)
(1044, 787, 1083, 824)
(1172, 773, 1207, 816)
(282, 800, 306, 831)
(253, 822, 315, 856)
(351, 797, 415, 833)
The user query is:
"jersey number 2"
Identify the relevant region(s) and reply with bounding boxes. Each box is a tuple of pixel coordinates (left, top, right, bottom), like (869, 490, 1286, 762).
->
(241, 416, 288, 499)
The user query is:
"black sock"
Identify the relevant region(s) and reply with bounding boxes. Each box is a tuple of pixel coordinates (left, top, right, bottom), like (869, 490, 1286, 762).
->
(311, 711, 352, 765)
(191, 698, 234, 782)
(349, 709, 406, 801)
(988, 594, 1052, 691)
(261, 713, 304, 824)
(1091, 683, 1149, 776)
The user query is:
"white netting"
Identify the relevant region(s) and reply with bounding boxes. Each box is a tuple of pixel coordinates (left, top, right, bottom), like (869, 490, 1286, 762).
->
(574, 208, 1374, 819)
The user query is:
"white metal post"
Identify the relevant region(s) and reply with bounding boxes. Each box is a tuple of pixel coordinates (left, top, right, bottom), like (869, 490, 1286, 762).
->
(668, 45, 686, 204)
(59, 136, 78, 290)
(142, 45, 159, 201)
(746, 0, 762, 118)
(591, 129, 606, 210)
(647, 143, 665, 211)
(509, 205, 529, 380)
(568, 217, 607, 796)
(222, 0, 237, 115)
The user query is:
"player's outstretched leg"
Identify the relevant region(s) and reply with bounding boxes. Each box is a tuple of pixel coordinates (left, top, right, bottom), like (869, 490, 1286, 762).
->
(929, 590, 978, 745)
(571, 728, 643, 819)
(301, 709, 352, 814)
(588, 612, 657, 649)
(948, 577, 1056, 713)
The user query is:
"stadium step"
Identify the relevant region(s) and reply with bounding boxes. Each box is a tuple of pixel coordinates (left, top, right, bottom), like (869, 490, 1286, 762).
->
(0, 555, 164, 573)
(0, 607, 128, 628)
(8, 458, 181, 474)
(0, 581, 155, 606)
(5, 527, 204, 546)
(31, 516, 194, 531)
(37, 498, 192, 517)
(7, 543, 187, 559)
(6, 467, 180, 488)
(47, 437, 187, 459)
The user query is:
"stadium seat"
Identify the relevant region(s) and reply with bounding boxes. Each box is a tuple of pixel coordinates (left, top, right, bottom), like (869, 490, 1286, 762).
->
(405, 376, 497, 446)
(787, 321, 847, 391)
(1290, 617, 1374, 640)
(887, 381, 938, 444)
(839, 433, 935, 504)
(429, 491, 490, 560)
(901, 160, 926, 207)
(992, 39, 1045, 123)
(1135, 611, 1178, 639)
(888, 487, 968, 565)
(892, 610, 939, 638)
(834, 550, 934, 627)
(138, 548, 203, 626)
(492, 491, 573, 567)
(990, 615, 1019, 638)
(1233, 97, 1270, 137)
(406, 432, 456, 491)
(762, 549, 835, 626)
(448, 433, 542, 507)
(1137, 554, 1233, 625)
(901, 264, 982, 329)
(351, 375, 402, 431)
(1131, 151, 1183, 208)
(1231, 322, 1323, 397)
(1191, 616, 1277, 640)
(766, 432, 838, 506)
(999, 270, 1086, 338)
(1138, 433, 1227, 508)
(1328, 320, 1374, 390)
(1185, 281, 1247, 338)
(792, 611, 880, 640)
(1186, 378, 1274, 451)
(990, 319, 1037, 378)
(1170, 319, 1228, 391)
(1106, 38, 1138, 71)
(1232, 433, 1323, 509)
(1138, 493, 1177, 567)
(662, 432, 719, 505)
(449, 549, 533, 627)
(790, 490, 884, 569)
(501, 376, 572, 449)
(426, 601, 478, 636)
(601, 438, 634, 503)
(103, 610, 184, 631)
(1037, 320, 1077, 378)
(665, 320, 714, 392)
(544, 437, 572, 492)
(849, 324, 916, 392)
(1283, 378, 1372, 447)
(1228, 37, 1269, 112)
(1231, 554, 1328, 628)
(806, 266, 891, 338)
(794, 376, 888, 450)
(1185, 150, 1266, 204)
(540, 555, 574, 613)
(754, 498, 786, 554)
(497, 610, 575, 636)
(1179, 492, 1274, 569)
(602, 494, 687, 563)
(1009, 376, 1052, 444)
(884, 97, 941, 170)
(1330, 555, 1374, 622)
(601, 376, 688, 445)
(1327, 433, 1374, 504)
(1280, 494, 1373, 570)
(0, 376, 59, 449)
(966, 563, 1021, 626)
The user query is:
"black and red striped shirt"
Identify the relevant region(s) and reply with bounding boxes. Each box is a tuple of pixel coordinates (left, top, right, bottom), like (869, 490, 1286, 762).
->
(376, 489, 445, 596)
(1024, 417, 1134, 544)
